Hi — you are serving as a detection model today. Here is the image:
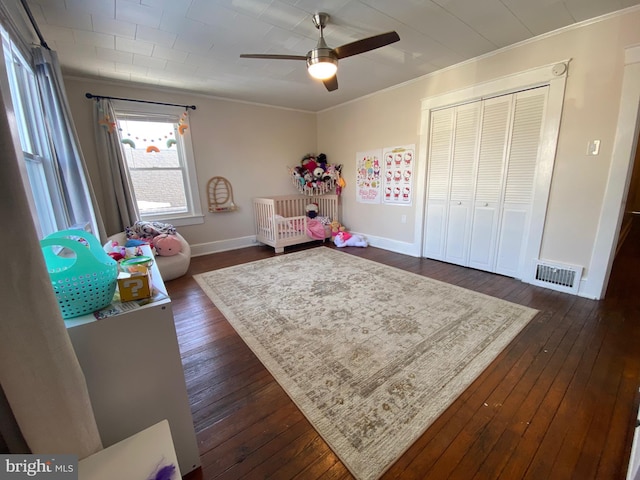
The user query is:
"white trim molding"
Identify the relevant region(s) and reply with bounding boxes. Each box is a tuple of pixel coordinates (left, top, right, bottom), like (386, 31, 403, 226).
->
(190, 235, 260, 257)
(584, 44, 640, 299)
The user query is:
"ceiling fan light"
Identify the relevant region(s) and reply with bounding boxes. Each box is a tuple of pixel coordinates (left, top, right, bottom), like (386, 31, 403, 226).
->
(308, 60, 337, 79)
(307, 50, 338, 80)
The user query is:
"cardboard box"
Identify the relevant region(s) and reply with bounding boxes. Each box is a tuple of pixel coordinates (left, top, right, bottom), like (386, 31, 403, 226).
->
(117, 272, 151, 302)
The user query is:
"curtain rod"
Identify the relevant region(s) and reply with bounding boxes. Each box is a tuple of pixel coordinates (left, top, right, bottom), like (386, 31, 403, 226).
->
(85, 93, 196, 110)
(19, 0, 50, 50)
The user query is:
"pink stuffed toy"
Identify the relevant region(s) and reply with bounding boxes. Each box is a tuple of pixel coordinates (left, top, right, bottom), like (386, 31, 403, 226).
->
(153, 234, 182, 256)
(334, 231, 368, 248)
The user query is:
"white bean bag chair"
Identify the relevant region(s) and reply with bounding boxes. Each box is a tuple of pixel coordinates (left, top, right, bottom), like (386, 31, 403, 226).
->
(106, 231, 191, 281)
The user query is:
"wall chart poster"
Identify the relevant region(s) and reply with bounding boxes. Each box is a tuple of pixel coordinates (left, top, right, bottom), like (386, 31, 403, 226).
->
(382, 144, 415, 205)
(356, 149, 382, 204)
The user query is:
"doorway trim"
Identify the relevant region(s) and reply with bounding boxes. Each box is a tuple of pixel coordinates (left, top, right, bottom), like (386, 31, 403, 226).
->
(584, 44, 640, 299)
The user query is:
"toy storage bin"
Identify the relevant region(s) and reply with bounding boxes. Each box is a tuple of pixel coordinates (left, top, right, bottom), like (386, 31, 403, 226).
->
(40, 229, 118, 319)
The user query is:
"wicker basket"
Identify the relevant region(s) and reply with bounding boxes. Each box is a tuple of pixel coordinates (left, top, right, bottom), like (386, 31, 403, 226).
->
(40, 229, 118, 319)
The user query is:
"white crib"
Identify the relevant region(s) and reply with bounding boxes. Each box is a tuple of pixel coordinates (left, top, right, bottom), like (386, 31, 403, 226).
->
(253, 194, 339, 253)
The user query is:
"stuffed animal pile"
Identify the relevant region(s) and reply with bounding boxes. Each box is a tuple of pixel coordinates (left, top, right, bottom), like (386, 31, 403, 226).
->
(123, 221, 182, 257)
(329, 220, 368, 248)
(291, 153, 344, 195)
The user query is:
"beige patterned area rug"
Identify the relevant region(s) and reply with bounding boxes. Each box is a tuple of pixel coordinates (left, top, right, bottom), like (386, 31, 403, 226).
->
(194, 247, 538, 480)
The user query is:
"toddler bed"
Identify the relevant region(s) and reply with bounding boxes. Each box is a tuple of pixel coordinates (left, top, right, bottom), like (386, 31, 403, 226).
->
(253, 194, 338, 253)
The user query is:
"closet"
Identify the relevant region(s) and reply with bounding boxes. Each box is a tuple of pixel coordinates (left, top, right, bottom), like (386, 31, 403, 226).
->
(424, 86, 548, 277)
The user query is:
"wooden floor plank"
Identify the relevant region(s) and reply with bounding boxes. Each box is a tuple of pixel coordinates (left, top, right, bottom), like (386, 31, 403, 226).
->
(471, 299, 599, 479)
(179, 220, 640, 480)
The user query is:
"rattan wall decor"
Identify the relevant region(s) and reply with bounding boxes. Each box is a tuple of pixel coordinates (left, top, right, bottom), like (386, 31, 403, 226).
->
(207, 176, 238, 212)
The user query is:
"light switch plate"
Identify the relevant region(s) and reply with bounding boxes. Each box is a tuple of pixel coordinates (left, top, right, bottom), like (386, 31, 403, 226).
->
(587, 140, 601, 156)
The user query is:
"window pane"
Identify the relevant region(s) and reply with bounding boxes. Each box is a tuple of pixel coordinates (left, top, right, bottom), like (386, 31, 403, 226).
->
(118, 119, 180, 168)
(116, 117, 191, 217)
(125, 147, 181, 169)
(25, 157, 57, 236)
(129, 169, 188, 216)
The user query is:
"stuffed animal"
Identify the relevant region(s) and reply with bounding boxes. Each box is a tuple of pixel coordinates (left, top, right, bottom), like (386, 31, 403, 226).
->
(301, 154, 318, 174)
(305, 203, 319, 218)
(153, 234, 182, 256)
(334, 231, 368, 248)
(126, 220, 176, 240)
(330, 220, 345, 240)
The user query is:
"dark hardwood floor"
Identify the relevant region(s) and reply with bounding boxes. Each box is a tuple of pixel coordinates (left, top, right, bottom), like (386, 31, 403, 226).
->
(175, 220, 640, 480)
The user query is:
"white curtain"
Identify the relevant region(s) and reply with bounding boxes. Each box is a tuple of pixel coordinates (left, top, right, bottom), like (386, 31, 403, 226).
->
(32, 46, 106, 241)
(0, 85, 102, 457)
(93, 98, 139, 235)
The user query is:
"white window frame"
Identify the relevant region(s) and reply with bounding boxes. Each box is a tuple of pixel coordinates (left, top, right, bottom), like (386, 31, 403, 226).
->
(1, 26, 69, 238)
(112, 101, 203, 227)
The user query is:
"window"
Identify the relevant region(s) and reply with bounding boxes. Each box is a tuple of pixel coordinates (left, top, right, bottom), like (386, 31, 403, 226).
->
(112, 102, 203, 226)
(1, 27, 68, 238)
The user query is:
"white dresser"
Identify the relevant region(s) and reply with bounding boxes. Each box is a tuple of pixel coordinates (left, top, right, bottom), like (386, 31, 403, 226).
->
(65, 254, 200, 475)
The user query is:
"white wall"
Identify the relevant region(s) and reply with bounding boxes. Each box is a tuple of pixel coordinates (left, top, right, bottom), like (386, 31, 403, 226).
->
(63, 9, 640, 297)
(317, 8, 640, 294)
(65, 79, 317, 253)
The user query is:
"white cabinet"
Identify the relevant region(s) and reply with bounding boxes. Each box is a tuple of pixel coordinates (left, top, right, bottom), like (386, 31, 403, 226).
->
(65, 258, 200, 475)
(79, 420, 181, 480)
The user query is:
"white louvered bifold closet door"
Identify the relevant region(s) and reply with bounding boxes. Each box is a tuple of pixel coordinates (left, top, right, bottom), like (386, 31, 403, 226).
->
(468, 95, 513, 272)
(445, 102, 481, 265)
(424, 107, 454, 260)
(424, 86, 548, 277)
(495, 87, 548, 276)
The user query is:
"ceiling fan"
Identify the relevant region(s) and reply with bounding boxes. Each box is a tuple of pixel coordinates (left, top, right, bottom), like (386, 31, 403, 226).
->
(239, 12, 400, 92)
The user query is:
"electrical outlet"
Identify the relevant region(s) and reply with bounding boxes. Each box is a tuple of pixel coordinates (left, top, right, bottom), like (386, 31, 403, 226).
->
(401, 215, 407, 224)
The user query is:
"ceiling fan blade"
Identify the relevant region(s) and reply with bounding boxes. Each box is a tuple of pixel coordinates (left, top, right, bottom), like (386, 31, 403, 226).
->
(240, 54, 307, 61)
(323, 75, 338, 92)
(333, 31, 400, 59)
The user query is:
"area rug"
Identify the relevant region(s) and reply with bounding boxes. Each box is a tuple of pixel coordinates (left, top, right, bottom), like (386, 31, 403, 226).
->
(194, 247, 538, 480)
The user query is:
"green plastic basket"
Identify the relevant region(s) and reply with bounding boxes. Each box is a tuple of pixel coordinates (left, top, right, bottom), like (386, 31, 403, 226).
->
(40, 229, 118, 319)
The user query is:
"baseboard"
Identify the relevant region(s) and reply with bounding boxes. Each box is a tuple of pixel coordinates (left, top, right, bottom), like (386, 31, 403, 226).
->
(358, 233, 421, 257)
(189, 233, 422, 258)
(189, 235, 598, 298)
(190, 235, 261, 257)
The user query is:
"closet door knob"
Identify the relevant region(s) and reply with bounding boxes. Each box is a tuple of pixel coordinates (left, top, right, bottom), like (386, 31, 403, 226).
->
(484, 202, 489, 207)
(457, 201, 462, 205)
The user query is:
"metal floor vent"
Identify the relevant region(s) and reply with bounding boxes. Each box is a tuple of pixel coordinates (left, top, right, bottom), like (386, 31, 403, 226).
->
(532, 261, 583, 295)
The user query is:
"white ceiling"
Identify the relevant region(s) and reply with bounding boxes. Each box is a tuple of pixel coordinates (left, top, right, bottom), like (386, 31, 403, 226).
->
(16, 0, 640, 112)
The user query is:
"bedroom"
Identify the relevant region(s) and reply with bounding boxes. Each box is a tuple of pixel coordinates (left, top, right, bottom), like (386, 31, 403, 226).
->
(2, 1, 640, 478)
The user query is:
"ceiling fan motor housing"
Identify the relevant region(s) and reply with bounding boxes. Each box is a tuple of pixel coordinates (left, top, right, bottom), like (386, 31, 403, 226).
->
(307, 47, 338, 67)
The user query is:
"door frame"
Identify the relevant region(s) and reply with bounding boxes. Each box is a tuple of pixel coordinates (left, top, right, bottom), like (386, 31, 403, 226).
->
(586, 44, 640, 300)
(415, 61, 568, 283)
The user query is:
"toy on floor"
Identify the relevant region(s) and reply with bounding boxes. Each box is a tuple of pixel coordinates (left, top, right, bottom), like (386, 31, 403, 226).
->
(330, 219, 345, 240)
(334, 231, 368, 248)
